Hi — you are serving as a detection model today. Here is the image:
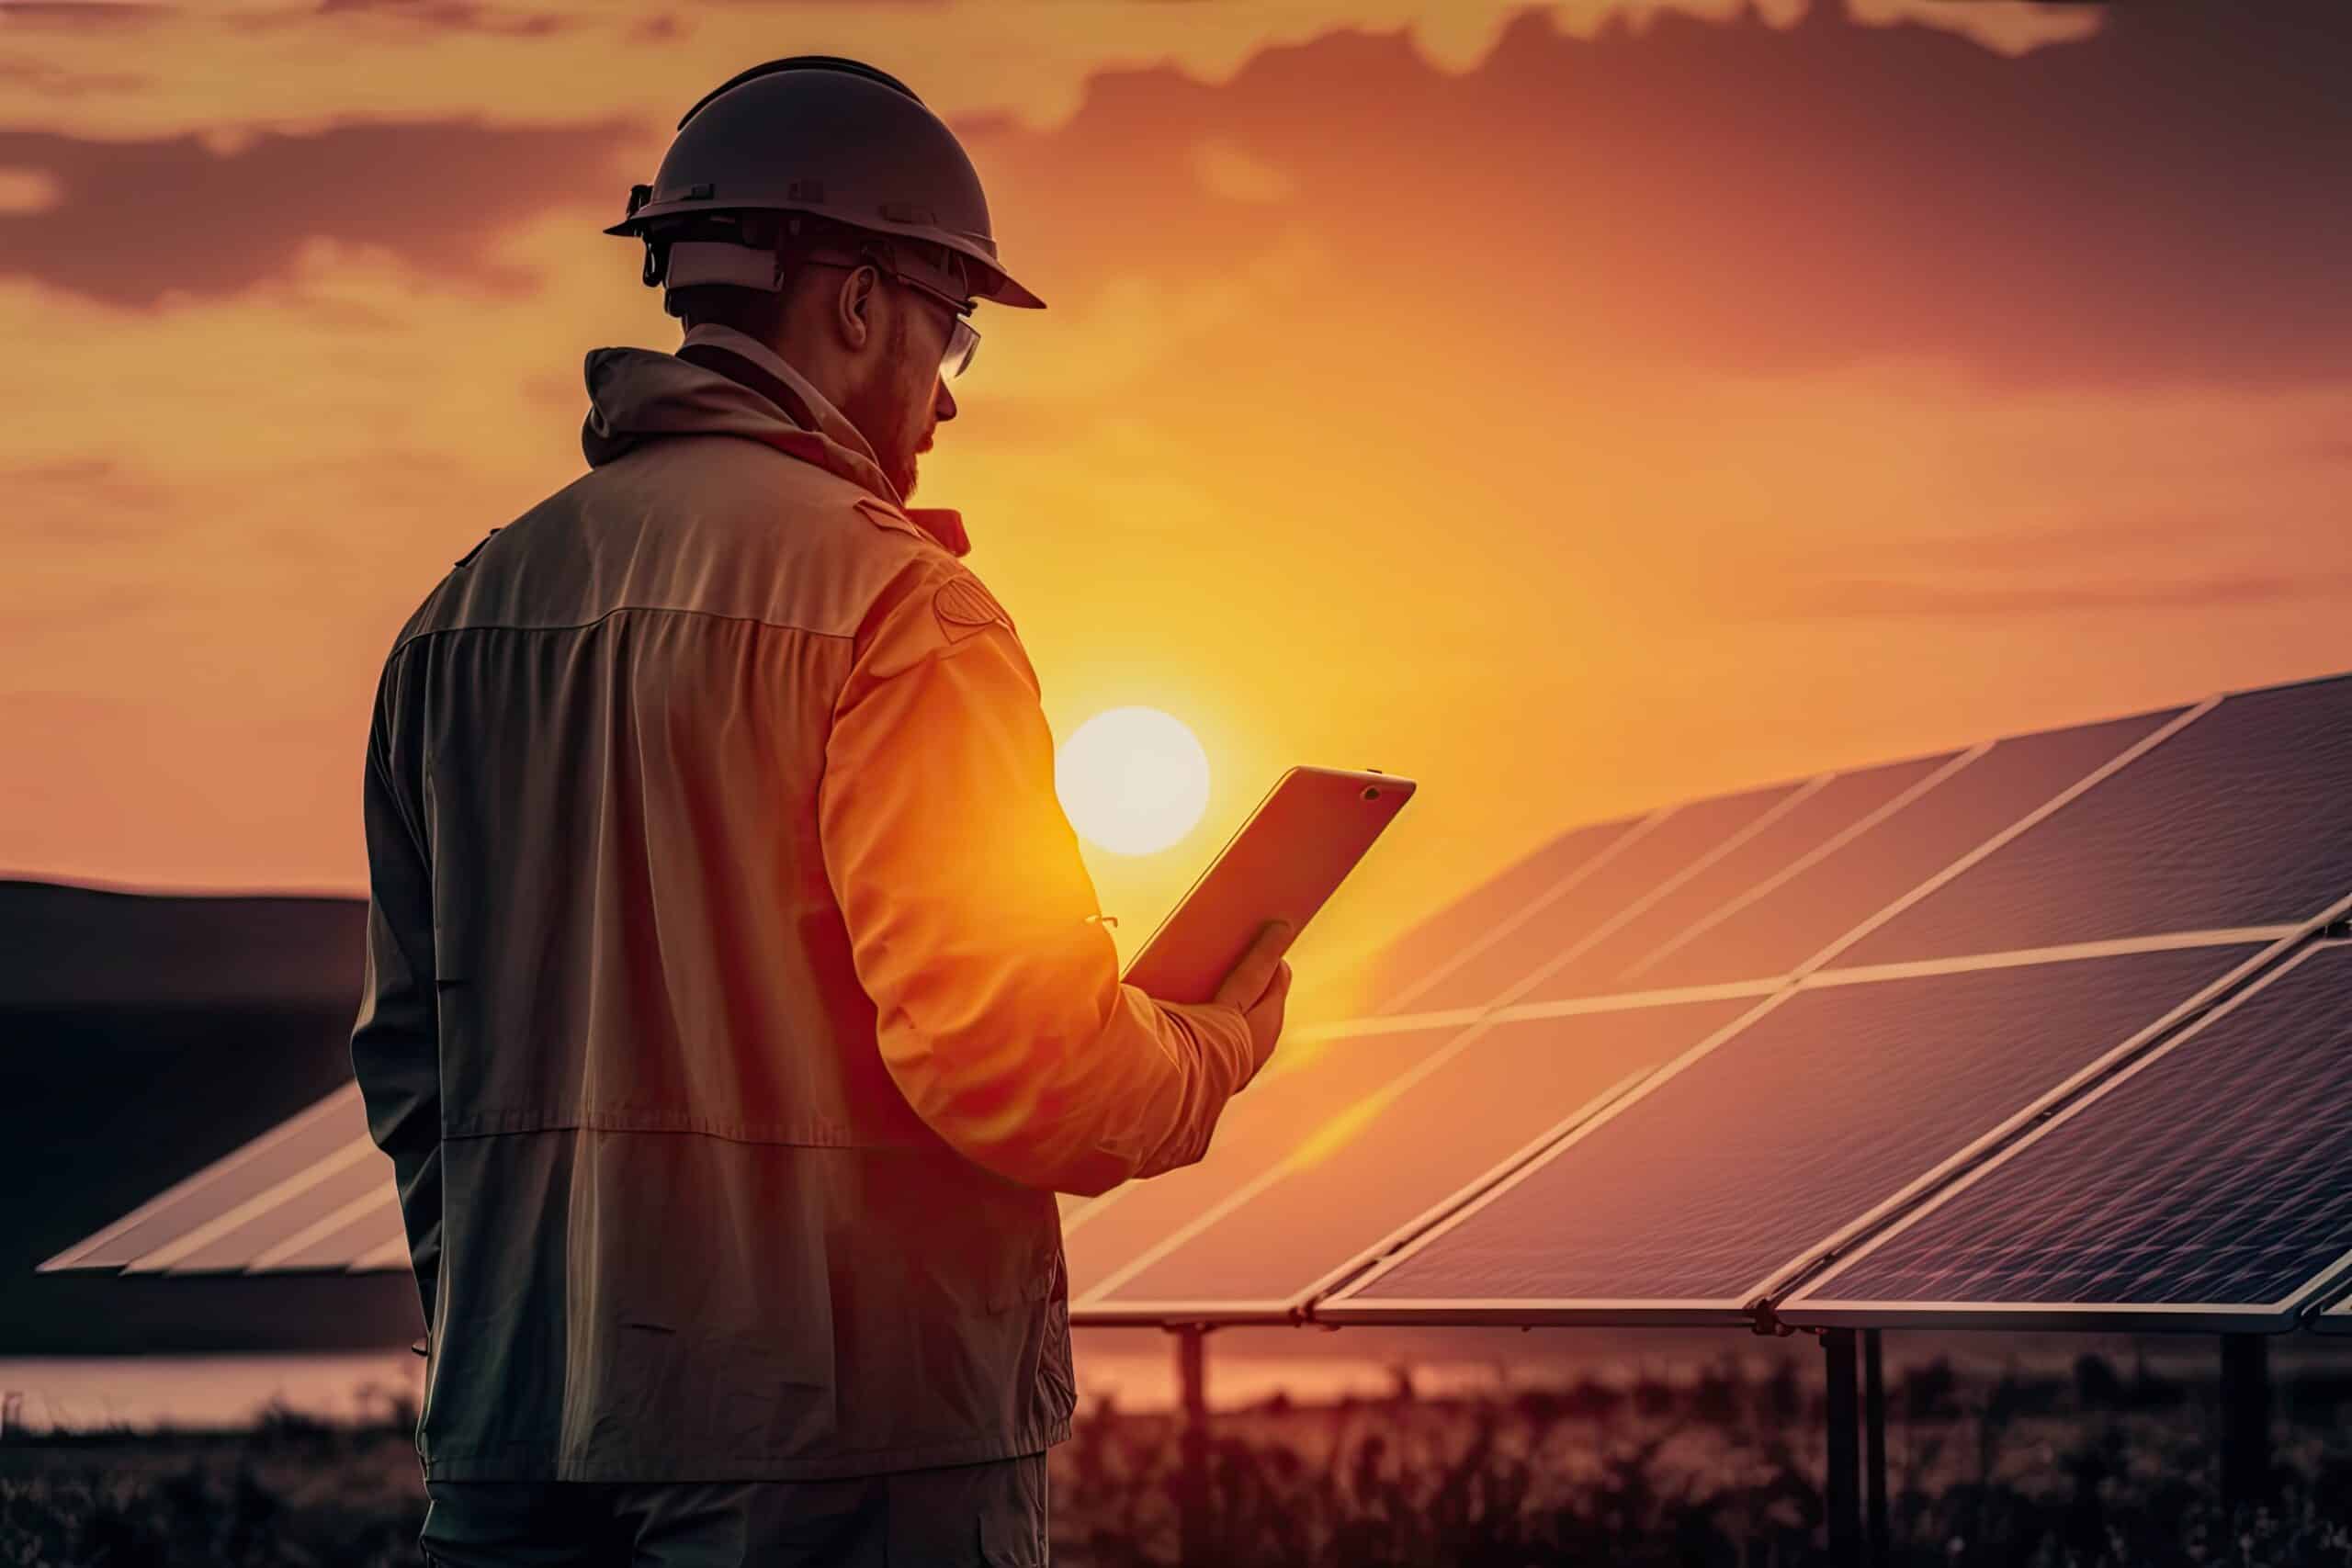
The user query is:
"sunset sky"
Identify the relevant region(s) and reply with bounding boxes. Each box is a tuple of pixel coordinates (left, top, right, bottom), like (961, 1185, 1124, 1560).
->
(5, 0, 2348, 1000)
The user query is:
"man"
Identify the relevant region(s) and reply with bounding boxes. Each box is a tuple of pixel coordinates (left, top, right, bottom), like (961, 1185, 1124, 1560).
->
(350, 55, 1295, 1566)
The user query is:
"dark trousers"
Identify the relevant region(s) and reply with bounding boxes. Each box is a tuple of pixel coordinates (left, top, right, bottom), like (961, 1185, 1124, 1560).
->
(419, 1451, 1049, 1567)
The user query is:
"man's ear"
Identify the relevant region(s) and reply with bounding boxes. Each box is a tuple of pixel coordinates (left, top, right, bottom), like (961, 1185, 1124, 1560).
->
(835, 264, 876, 354)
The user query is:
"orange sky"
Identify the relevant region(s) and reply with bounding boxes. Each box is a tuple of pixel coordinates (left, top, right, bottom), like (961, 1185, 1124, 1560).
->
(4, 0, 2348, 1002)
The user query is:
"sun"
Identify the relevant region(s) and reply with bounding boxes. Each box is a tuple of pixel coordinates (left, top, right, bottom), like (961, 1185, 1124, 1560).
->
(1055, 706, 1212, 856)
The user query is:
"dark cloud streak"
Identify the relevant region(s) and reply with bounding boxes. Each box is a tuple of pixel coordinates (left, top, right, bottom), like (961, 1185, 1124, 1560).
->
(966, 0, 2352, 389)
(0, 118, 648, 306)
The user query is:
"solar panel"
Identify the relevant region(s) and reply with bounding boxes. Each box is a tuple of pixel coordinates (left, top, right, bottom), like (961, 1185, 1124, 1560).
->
(1314, 942, 2268, 1325)
(40, 1085, 379, 1272)
(1625, 709, 2186, 992)
(1381, 783, 1803, 1018)
(1077, 996, 1761, 1322)
(1779, 942, 2352, 1331)
(1064, 1021, 1468, 1304)
(1514, 754, 1958, 1003)
(1341, 817, 1645, 1017)
(1831, 677, 2352, 969)
(249, 1192, 409, 1273)
(130, 1139, 394, 1275)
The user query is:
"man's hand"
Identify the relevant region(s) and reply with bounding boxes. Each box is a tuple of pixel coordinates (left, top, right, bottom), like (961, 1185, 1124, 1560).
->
(1214, 919, 1296, 1086)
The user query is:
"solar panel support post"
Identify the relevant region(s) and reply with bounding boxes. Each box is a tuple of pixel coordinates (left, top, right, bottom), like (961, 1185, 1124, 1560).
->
(1863, 1329, 1889, 1567)
(2219, 1333, 2270, 1518)
(1172, 1324, 1212, 1565)
(1824, 1328, 1862, 1568)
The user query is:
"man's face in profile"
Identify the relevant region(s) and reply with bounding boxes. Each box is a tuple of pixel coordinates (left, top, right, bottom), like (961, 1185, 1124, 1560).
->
(837, 279, 960, 503)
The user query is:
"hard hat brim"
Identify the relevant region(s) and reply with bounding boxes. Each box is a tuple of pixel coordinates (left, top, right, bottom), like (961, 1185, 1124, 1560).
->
(609, 202, 1046, 310)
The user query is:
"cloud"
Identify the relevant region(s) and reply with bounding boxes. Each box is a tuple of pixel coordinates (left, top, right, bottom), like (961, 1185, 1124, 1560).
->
(231, 0, 579, 36)
(0, 51, 150, 98)
(1766, 571, 2348, 621)
(0, 2, 174, 28)
(960, 0, 2352, 389)
(0, 118, 648, 306)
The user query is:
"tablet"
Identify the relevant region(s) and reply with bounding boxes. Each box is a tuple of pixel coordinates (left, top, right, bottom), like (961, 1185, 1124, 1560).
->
(1119, 765, 1417, 1006)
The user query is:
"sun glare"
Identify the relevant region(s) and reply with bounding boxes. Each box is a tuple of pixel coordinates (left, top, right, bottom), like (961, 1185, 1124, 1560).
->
(1056, 706, 1212, 856)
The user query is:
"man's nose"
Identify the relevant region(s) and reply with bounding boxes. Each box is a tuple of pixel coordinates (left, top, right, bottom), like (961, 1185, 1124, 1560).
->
(934, 378, 957, 423)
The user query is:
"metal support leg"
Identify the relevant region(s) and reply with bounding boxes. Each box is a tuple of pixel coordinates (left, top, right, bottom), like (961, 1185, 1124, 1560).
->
(1825, 1328, 1861, 1568)
(2220, 1333, 2270, 1518)
(1174, 1325, 1211, 1565)
(1864, 1329, 1889, 1567)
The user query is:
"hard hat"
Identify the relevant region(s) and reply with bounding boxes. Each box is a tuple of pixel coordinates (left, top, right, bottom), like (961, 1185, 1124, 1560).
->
(607, 56, 1045, 310)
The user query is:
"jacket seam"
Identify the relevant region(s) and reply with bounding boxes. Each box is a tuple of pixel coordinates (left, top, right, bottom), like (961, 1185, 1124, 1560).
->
(436, 1119, 928, 1149)
(389, 602, 858, 662)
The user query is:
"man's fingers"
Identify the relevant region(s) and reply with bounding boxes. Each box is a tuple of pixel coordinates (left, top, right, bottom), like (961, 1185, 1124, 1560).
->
(1240, 921, 1294, 996)
(1216, 920, 1295, 1008)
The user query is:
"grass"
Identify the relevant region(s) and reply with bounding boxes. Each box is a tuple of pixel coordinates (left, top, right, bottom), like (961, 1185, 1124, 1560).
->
(6, 1352, 2352, 1565)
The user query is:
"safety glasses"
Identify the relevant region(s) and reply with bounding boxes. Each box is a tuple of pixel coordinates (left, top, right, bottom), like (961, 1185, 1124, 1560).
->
(801, 256, 980, 381)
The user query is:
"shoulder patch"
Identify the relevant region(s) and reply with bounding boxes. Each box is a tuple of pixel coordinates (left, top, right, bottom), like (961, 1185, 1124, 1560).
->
(851, 494, 925, 543)
(933, 576, 1014, 643)
(453, 527, 501, 569)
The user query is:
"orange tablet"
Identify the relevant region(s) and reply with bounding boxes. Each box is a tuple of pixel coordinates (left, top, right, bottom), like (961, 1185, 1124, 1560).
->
(1120, 766, 1417, 1006)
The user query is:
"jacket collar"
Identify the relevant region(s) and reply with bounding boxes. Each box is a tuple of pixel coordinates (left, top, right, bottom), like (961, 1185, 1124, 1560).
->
(579, 322, 970, 558)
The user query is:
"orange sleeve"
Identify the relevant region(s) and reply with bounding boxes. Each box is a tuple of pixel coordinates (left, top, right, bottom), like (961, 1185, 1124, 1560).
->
(817, 558, 1259, 1197)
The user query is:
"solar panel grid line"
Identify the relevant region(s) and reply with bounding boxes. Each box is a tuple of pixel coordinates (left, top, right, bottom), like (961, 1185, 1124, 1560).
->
(1286, 1007, 1487, 1043)
(1481, 976, 1783, 1024)
(1724, 934, 2308, 1310)
(261, 1199, 410, 1274)
(1071, 1010, 1500, 1313)
(1788, 696, 2220, 979)
(1305, 989, 1806, 1325)
(37, 1082, 368, 1273)
(1275, 1065, 1662, 1315)
(124, 1134, 381, 1275)
(1796, 928, 2306, 990)
(1775, 936, 2352, 1333)
(1073, 1060, 1663, 1326)
(1058, 1021, 1476, 1247)
(245, 1182, 402, 1273)
(349, 1235, 412, 1273)
(1474, 773, 1837, 1016)
(1377, 807, 1674, 1017)
(1312, 939, 2278, 1327)
(1617, 743, 1991, 988)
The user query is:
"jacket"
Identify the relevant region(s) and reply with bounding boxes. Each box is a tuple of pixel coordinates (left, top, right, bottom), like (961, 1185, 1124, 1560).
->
(348, 321, 1260, 1482)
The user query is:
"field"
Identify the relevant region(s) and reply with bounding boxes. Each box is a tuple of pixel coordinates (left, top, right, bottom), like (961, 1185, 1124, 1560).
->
(6, 1349, 2352, 1566)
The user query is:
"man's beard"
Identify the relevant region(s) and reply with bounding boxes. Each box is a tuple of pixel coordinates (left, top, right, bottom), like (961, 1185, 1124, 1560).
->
(838, 313, 922, 502)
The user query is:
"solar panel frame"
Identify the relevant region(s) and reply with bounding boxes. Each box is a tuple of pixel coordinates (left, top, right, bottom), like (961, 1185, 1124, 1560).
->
(1311, 933, 2300, 1327)
(1776, 936, 2352, 1333)
(2314, 1286, 2352, 1333)
(1069, 992, 1780, 1325)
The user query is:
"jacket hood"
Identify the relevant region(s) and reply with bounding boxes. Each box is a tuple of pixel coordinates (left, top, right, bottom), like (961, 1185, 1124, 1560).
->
(579, 322, 970, 557)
